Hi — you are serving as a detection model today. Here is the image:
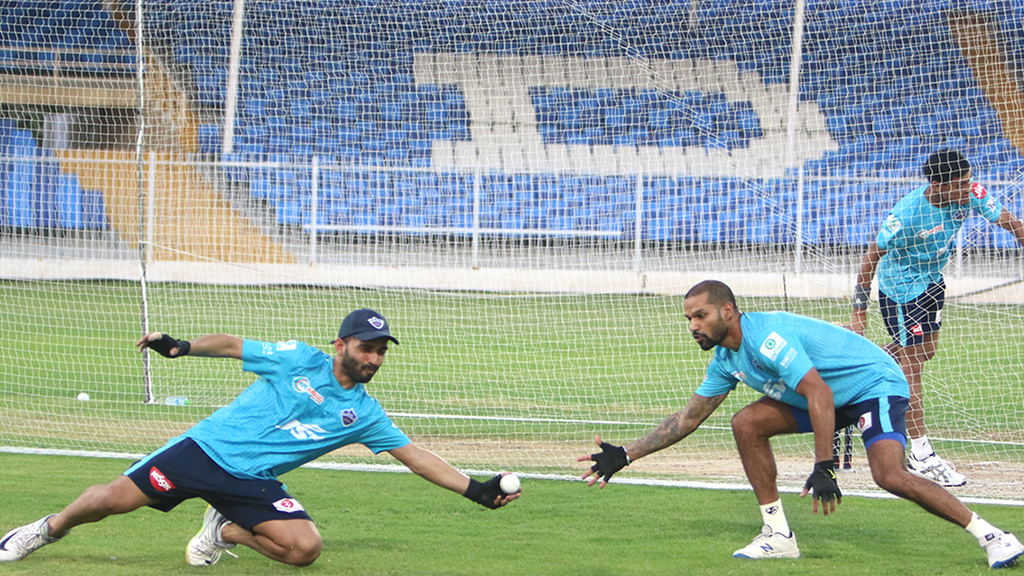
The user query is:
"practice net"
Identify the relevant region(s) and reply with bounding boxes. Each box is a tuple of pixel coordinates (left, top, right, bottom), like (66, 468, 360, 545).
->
(1, 0, 1023, 501)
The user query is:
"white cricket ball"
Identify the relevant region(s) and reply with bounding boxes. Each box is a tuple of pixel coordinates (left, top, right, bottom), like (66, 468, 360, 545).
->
(76, 392, 90, 402)
(499, 474, 521, 494)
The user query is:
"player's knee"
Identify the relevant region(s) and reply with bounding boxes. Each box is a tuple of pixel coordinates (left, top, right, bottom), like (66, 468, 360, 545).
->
(730, 410, 758, 441)
(283, 537, 321, 567)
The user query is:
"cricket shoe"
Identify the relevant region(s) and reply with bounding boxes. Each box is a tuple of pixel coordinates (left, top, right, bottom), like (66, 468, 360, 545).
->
(907, 452, 967, 487)
(186, 506, 237, 566)
(0, 514, 66, 561)
(983, 532, 1024, 569)
(733, 525, 800, 559)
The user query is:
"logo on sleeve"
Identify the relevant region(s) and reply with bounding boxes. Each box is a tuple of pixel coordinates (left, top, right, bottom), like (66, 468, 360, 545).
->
(858, 412, 873, 431)
(341, 408, 358, 427)
(971, 182, 987, 199)
(149, 466, 176, 492)
(276, 340, 297, 351)
(780, 347, 799, 368)
(884, 214, 902, 234)
(759, 332, 787, 361)
(910, 324, 923, 337)
(987, 197, 997, 211)
(273, 498, 305, 513)
(731, 371, 747, 382)
(262, 342, 274, 356)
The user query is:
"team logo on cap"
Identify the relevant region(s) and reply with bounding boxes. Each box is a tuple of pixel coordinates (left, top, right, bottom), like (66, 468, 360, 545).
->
(341, 408, 358, 426)
(367, 317, 385, 330)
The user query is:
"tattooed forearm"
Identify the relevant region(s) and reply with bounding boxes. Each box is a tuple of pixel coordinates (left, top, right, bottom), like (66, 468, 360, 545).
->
(625, 393, 728, 461)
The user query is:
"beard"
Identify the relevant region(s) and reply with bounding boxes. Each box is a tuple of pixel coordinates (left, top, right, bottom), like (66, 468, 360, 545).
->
(693, 317, 728, 351)
(340, 349, 379, 383)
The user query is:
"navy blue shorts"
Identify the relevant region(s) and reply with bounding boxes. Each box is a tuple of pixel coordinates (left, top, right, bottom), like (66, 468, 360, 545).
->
(124, 438, 312, 531)
(880, 281, 944, 347)
(791, 396, 909, 450)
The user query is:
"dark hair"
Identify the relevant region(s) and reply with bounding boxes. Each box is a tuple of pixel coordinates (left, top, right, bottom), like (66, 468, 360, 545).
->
(685, 280, 737, 310)
(923, 149, 971, 184)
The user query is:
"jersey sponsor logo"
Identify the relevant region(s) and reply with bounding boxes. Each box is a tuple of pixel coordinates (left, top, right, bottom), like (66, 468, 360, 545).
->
(971, 182, 987, 199)
(276, 340, 297, 351)
(884, 214, 902, 234)
(149, 466, 176, 492)
(763, 379, 786, 400)
(953, 208, 967, 221)
(759, 332, 787, 361)
(272, 498, 305, 513)
(917, 223, 944, 239)
(858, 412, 873, 431)
(780, 348, 799, 369)
(341, 408, 358, 427)
(292, 377, 324, 405)
(910, 324, 923, 337)
(277, 419, 328, 440)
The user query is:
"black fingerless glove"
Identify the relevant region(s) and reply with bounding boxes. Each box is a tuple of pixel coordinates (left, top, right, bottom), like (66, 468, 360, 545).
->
(804, 459, 842, 504)
(590, 441, 630, 484)
(148, 334, 191, 358)
(463, 474, 502, 509)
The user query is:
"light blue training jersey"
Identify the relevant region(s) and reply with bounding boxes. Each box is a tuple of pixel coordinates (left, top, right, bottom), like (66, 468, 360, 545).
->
(876, 183, 1003, 303)
(695, 312, 908, 409)
(177, 340, 410, 480)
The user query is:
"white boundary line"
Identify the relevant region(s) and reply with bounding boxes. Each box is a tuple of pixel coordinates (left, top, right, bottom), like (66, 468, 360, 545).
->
(3, 446, 1020, 507)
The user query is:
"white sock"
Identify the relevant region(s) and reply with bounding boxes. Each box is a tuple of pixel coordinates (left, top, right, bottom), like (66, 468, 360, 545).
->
(910, 436, 933, 459)
(760, 500, 790, 536)
(965, 513, 1002, 545)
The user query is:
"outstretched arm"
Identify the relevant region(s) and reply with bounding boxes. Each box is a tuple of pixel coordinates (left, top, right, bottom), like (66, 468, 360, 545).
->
(577, 392, 728, 488)
(625, 392, 729, 461)
(851, 241, 886, 335)
(388, 443, 519, 507)
(995, 208, 1024, 246)
(136, 332, 243, 359)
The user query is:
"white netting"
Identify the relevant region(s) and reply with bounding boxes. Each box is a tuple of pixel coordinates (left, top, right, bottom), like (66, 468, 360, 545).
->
(1, 0, 1022, 500)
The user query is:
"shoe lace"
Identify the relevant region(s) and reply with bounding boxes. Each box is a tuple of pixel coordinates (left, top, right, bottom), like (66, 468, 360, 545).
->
(6, 526, 45, 553)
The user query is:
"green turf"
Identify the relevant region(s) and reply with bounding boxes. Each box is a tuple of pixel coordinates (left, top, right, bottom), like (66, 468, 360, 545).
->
(1, 279, 1022, 476)
(0, 452, 1018, 576)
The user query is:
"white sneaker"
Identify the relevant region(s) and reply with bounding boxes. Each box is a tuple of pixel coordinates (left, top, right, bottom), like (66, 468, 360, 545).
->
(0, 515, 65, 562)
(186, 506, 237, 566)
(907, 452, 967, 487)
(984, 532, 1024, 569)
(733, 525, 801, 559)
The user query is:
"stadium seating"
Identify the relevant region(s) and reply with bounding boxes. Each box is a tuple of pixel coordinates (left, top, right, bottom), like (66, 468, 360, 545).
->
(3, 0, 1023, 247)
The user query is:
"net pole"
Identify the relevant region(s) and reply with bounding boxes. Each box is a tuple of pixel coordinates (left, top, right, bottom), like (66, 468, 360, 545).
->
(222, 0, 246, 154)
(634, 174, 643, 273)
(784, 0, 806, 171)
(310, 155, 319, 263)
(136, 0, 154, 404)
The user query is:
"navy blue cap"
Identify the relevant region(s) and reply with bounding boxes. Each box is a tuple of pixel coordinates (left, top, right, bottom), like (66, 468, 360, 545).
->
(333, 309, 399, 344)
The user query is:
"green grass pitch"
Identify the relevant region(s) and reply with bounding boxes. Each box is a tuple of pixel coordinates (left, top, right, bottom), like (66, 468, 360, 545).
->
(0, 452, 1018, 576)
